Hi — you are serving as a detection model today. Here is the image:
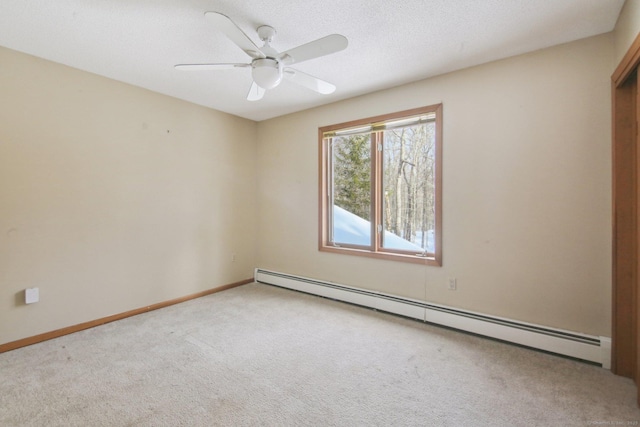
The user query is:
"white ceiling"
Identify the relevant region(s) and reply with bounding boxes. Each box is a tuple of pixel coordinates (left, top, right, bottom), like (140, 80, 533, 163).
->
(0, 0, 625, 121)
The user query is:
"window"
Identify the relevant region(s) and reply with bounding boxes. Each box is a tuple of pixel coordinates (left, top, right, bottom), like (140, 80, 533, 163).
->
(319, 104, 442, 265)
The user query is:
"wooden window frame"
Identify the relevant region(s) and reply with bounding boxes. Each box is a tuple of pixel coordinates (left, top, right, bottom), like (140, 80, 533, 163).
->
(318, 104, 443, 266)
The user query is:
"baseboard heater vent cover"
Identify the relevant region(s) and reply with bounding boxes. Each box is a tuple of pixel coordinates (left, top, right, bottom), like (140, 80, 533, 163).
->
(254, 268, 611, 368)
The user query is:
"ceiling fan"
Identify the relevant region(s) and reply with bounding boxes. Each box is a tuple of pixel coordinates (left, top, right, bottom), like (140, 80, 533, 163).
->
(175, 12, 348, 101)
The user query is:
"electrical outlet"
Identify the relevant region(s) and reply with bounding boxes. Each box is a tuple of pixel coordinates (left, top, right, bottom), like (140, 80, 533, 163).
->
(231, 253, 236, 263)
(447, 278, 457, 291)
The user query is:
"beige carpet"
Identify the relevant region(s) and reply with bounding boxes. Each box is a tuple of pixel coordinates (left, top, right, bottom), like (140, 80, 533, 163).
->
(1, 282, 639, 426)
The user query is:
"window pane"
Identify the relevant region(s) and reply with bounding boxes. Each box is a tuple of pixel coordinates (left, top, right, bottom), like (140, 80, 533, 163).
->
(320, 104, 442, 265)
(331, 133, 372, 247)
(381, 122, 436, 254)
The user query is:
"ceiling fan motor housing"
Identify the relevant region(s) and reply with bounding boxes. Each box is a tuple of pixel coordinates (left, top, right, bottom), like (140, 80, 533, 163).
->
(252, 58, 282, 89)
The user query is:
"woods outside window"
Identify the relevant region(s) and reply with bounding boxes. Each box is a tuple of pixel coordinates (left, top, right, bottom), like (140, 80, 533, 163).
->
(319, 104, 442, 265)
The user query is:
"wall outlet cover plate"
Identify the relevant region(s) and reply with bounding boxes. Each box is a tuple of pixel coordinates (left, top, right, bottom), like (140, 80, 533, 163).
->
(25, 287, 39, 304)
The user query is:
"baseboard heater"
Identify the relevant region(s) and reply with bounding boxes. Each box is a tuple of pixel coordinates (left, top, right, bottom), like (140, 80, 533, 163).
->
(255, 268, 611, 368)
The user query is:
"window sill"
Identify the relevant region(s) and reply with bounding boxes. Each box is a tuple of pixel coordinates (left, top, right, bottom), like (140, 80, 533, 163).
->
(319, 244, 441, 266)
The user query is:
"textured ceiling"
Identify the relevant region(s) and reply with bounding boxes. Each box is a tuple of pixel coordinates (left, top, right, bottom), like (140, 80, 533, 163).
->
(0, 0, 625, 121)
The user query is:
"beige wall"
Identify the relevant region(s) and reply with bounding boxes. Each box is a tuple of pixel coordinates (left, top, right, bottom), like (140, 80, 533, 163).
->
(0, 47, 258, 345)
(615, 0, 640, 65)
(256, 34, 614, 336)
(0, 24, 622, 346)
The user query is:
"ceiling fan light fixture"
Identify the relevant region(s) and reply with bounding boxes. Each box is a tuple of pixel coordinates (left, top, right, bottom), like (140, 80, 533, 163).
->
(177, 13, 348, 101)
(252, 58, 282, 89)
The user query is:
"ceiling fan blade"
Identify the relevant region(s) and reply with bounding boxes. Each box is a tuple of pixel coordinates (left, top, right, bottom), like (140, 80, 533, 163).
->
(205, 12, 265, 59)
(174, 63, 250, 70)
(247, 81, 265, 101)
(278, 34, 347, 66)
(284, 68, 336, 94)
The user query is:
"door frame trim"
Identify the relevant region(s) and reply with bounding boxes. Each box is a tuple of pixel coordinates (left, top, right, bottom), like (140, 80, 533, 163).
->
(612, 31, 640, 384)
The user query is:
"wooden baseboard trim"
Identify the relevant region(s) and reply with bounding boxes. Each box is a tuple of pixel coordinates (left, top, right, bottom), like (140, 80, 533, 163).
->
(0, 278, 253, 354)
